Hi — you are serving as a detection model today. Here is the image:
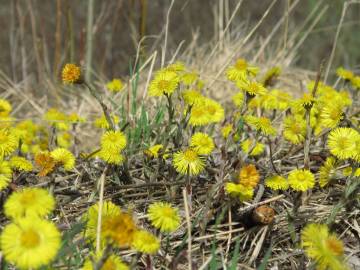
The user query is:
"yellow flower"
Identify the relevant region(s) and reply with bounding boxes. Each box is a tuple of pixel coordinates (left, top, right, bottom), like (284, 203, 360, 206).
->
(106, 78, 124, 92)
(149, 70, 179, 96)
(57, 132, 72, 149)
(147, 202, 181, 233)
(51, 148, 76, 170)
(262, 89, 291, 111)
(319, 104, 344, 129)
(166, 61, 186, 72)
(221, 124, 233, 139)
(44, 108, 70, 131)
(261, 66, 281, 86)
(288, 169, 315, 191)
(172, 148, 205, 176)
(190, 132, 214, 155)
(350, 75, 360, 89)
(34, 151, 56, 176)
(0, 98, 12, 117)
(0, 160, 12, 191)
(182, 89, 205, 106)
(232, 91, 245, 108)
(4, 187, 55, 220)
(265, 175, 289, 190)
(244, 115, 276, 136)
(144, 144, 163, 158)
(283, 114, 307, 144)
(236, 79, 267, 96)
(189, 104, 211, 126)
(225, 182, 254, 202)
(336, 67, 354, 81)
(240, 139, 265, 156)
(131, 230, 160, 254)
(239, 164, 260, 188)
(203, 98, 224, 123)
(98, 149, 125, 165)
(101, 130, 127, 152)
(327, 127, 359, 160)
(0, 128, 18, 157)
(302, 223, 347, 270)
(1, 218, 60, 270)
(94, 114, 120, 129)
(68, 113, 86, 123)
(181, 71, 198, 85)
(319, 157, 337, 188)
(82, 254, 129, 270)
(9, 156, 33, 172)
(83, 201, 121, 241)
(62, 63, 82, 84)
(84, 201, 136, 247)
(226, 58, 259, 81)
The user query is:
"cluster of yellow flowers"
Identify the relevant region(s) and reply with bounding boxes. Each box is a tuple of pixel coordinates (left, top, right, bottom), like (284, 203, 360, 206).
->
(0, 59, 358, 269)
(81, 200, 181, 268)
(0, 188, 60, 269)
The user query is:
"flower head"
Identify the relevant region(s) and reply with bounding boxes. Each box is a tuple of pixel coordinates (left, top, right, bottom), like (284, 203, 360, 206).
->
(239, 164, 260, 188)
(131, 230, 160, 254)
(190, 132, 214, 155)
(62, 63, 82, 84)
(283, 114, 307, 144)
(94, 114, 120, 129)
(327, 127, 359, 160)
(0, 218, 60, 269)
(44, 108, 70, 131)
(244, 115, 276, 136)
(9, 156, 33, 172)
(147, 202, 181, 233)
(302, 223, 347, 270)
(232, 91, 245, 108)
(288, 169, 315, 191)
(319, 157, 338, 188)
(173, 148, 205, 176)
(101, 130, 127, 151)
(261, 66, 281, 86)
(106, 78, 124, 92)
(181, 71, 198, 85)
(225, 182, 254, 202)
(98, 149, 125, 165)
(4, 187, 55, 220)
(82, 254, 129, 270)
(51, 148, 75, 170)
(0, 99, 12, 117)
(221, 124, 233, 139)
(236, 80, 267, 96)
(240, 139, 265, 156)
(336, 67, 354, 81)
(182, 89, 205, 106)
(144, 144, 163, 158)
(319, 104, 344, 129)
(0, 128, 18, 157)
(149, 70, 179, 96)
(84, 201, 136, 247)
(34, 151, 56, 176)
(265, 175, 289, 190)
(0, 160, 12, 191)
(226, 59, 259, 81)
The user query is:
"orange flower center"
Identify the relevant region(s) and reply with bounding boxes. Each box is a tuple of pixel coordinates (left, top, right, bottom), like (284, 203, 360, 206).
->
(158, 80, 170, 91)
(235, 59, 247, 70)
(21, 229, 41, 248)
(184, 149, 198, 162)
(325, 237, 344, 256)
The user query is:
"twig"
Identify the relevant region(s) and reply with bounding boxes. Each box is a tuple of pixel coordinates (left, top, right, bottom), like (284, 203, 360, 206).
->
(182, 188, 192, 270)
(96, 166, 108, 253)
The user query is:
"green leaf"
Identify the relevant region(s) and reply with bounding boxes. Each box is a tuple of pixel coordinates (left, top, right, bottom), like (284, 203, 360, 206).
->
(228, 238, 241, 270)
(257, 242, 273, 270)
